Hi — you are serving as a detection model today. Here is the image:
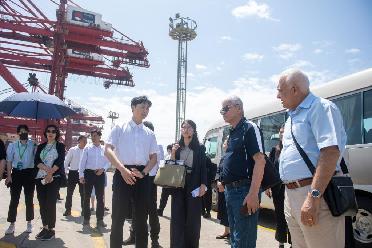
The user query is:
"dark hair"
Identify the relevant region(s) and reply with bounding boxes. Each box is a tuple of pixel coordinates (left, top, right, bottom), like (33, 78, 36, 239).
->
(91, 129, 102, 136)
(166, 144, 172, 151)
(143, 121, 154, 131)
(77, 135, 87, 142)
(178, 120, 200, 151)
(131, 95, 152, 107)
(43, 124, 60, 140)
(17, 124, 29, 133)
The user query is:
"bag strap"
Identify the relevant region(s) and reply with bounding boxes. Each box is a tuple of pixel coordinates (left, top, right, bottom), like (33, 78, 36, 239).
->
(290, 118, 349, 175)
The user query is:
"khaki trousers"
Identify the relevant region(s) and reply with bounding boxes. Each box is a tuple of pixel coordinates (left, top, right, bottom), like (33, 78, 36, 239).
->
(284, 185, 345, 248)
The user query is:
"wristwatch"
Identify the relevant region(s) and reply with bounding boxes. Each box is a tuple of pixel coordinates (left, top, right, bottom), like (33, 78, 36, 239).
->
(310, 189, 321, 198)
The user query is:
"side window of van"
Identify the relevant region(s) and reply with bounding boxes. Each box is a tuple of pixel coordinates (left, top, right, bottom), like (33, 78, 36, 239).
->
(333, 93, 363, 145)
(205, 136, 218, 159)
(260, 112, 286, 152)
(363, 89, 372, 144)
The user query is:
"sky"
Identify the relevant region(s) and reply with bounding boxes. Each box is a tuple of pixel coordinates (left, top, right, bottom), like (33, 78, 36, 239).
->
(1, 0, 372, 146)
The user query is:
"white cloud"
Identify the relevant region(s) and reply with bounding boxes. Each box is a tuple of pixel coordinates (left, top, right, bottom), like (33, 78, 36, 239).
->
(345, 48, 360, 54)
(273, 43, 302, 59)
(287, 60, 314, 69)
(313, 49, 323, 54)
(195, 64, 207, 71)
(187, 72, 195, 78)
(243, 52, 264, 62)
(232, 0, 279, 21)
(220, 36, 232, 41)
(312, 40, 333, 47)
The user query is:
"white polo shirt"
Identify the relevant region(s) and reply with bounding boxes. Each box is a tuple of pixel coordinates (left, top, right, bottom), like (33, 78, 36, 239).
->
(106, 120, 158, 167)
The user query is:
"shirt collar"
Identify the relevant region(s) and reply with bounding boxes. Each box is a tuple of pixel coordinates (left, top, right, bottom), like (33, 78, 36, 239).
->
(230, 117, 246, 133)
(129, 119, 144, 129)
(289, 92, 316, 115)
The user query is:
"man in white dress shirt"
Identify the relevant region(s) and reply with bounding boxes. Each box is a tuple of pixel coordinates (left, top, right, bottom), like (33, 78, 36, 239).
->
(105, 96, 158, 248)
(79, 130, 109, 228)
(123, 121, 164, 248)
(63, 135, 87, 217)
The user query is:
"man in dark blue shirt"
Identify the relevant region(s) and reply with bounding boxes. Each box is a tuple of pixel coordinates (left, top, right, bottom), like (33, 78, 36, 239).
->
(220, 96, 266, 248)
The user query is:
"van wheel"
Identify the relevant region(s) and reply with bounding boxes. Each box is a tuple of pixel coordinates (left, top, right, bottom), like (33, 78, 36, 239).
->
(353, 196, 372, 247)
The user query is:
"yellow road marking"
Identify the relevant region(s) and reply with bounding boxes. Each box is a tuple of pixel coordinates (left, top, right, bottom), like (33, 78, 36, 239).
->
(91, 229, 106, 248)
(258, 225, 275, 232)
(0, 241, 16, 248)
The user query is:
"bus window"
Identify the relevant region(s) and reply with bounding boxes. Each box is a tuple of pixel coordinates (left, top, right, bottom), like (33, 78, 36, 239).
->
(333, 93, 362, 145)
(205, 136, 218, 158)
(363, 89, 372, 144)
(260, 112, 286, 152)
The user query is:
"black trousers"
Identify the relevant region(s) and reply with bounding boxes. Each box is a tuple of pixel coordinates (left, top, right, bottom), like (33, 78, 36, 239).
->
(217, 191, 229, 227)
(170, 175, 202, 248)
(65, 170, 84, 212)
(202, 182, 212, 214)
(272, 183, 291, 244)
(130, 176, 160, 242)
(36, 177, 60, 229)
(110, 169, 149, 248)
(7, 168, 35, 223)
(159, 187, 172, 210)
(83, 170, 105, 221)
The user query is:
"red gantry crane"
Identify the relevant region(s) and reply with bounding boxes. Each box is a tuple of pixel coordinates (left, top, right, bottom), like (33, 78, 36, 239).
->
(0, 0, 149, 147)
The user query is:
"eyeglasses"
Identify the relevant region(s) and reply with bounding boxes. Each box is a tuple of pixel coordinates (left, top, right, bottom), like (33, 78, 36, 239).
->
(46, 129, 57, 134)
(220, 104, 238, 115)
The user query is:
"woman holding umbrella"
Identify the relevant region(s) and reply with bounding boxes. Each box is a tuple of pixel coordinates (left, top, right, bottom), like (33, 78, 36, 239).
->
(34, 124, 65, 241)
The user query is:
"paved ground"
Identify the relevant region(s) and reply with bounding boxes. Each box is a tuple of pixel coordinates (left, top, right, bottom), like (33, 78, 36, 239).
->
(0, 172, 290, 248)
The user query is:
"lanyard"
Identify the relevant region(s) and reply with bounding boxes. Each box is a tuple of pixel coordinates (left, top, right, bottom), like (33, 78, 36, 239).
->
(17, 141, 28, 160)
(41, 142, 55, 161)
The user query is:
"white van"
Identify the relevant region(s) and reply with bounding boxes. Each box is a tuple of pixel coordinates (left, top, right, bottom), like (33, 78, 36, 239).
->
(204, 68, 372, 247)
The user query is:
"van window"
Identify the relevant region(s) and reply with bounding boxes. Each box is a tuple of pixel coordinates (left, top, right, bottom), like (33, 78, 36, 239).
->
(333, 93, 362, 145)
(363, 89, 372, 144)
(205, 136, 218, 158)
(260, 112, 286, 152)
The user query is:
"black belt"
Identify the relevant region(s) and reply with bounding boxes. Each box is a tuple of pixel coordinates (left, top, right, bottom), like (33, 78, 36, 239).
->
(125, 165, 146, 170)
(224, 178, 251, 188)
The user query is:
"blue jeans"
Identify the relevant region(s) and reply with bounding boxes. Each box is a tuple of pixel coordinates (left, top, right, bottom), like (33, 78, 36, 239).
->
(224, 184, 259, 248)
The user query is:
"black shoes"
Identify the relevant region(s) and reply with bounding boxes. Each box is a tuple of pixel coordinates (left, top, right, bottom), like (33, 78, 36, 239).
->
(35, 228, 48, 239)
(216, 233, 230, 239)
(151, 240, 163, 248)
(104, 206, 110, 211)
(63, 210, 71, 216)
(40, 229, 55, 241)
(97, 220, 107, 228)
(156, 208, 163, 216)
(36, 228, 55, 241)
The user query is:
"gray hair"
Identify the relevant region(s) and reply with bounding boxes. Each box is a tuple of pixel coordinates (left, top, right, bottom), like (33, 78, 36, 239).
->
(223, 95, 244, 113)
(279, 69, 310, 94)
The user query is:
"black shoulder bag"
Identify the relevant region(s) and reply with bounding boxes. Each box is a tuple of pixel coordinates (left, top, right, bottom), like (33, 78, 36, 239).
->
(242, 121, 282, 191)
(290, 119, 357, 217)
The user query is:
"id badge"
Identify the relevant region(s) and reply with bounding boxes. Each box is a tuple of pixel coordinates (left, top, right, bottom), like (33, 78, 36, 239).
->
(17, 161, 23, 170)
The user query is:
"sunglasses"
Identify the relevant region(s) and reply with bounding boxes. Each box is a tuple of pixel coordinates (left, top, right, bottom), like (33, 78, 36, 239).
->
(220, 104, 238, 115)
(46, 129, 57, 134)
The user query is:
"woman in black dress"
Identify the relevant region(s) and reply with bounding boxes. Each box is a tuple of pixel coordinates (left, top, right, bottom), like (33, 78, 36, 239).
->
(170, 120, 207, 248)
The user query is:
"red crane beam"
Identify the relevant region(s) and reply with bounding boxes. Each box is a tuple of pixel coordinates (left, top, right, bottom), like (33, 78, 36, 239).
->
(0, 61, 28, 92)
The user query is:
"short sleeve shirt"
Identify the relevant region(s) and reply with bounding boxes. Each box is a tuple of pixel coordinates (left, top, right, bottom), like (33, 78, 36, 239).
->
(221, 117, 264, 184)
(106, 120, 158, 166)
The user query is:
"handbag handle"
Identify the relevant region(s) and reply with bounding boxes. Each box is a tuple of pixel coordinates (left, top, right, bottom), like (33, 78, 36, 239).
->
(290, 118, 349, 175)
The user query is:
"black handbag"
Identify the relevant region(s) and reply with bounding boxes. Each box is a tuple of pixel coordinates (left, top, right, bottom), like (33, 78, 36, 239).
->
(290, 119, 358, 217)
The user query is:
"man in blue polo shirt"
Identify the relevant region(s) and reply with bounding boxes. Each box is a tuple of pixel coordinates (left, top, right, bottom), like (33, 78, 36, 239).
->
(220, 96, 266, 248)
